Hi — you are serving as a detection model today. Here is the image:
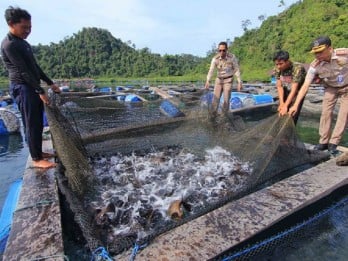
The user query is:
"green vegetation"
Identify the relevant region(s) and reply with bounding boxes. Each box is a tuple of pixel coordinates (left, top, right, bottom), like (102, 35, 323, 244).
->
(297, 124, 348, 147)
(0, 0, 347, 83)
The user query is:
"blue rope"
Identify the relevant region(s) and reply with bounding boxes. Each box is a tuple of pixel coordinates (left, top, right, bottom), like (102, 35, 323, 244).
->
(222, 195, 348, 261)
(129, 242, 148, 261)
(91, 246, 113, 261)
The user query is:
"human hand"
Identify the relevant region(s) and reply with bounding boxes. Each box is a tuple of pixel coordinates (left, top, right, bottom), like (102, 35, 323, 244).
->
(237, 82, 242, 92)
(278, 105, 288, 116)
(39, 93, 50, 105)
(288, 105, 297, 116)
(50, 84, 61, 93)
(204, 82, 210, 89)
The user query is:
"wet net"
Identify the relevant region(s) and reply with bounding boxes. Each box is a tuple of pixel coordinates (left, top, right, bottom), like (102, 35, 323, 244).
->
(45, 88, 329, 255)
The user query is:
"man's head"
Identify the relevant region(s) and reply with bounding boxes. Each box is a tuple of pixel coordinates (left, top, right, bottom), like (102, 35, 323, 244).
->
(5, 6, 31, 39)
(273, 50, 291, 72)
(217, 41, 228, 58)
(310, 36, 332, 62)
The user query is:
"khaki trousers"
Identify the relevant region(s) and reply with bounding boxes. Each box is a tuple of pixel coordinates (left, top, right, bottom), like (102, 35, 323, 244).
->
(319, 86, 348, 145)
(211, 77, 233, 113)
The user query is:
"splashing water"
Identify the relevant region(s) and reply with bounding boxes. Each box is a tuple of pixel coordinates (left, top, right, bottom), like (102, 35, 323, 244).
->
(89, 145, 253, 242)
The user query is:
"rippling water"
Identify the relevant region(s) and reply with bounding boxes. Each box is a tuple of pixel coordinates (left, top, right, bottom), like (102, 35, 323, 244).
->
(0, 132, 28, 210)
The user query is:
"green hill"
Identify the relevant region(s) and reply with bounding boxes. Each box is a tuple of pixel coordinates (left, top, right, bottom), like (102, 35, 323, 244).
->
(0, 0, 347, 82)
(232, 0, 348, 81)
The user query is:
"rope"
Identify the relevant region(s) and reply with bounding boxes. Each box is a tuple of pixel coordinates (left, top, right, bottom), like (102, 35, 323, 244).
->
(91, 247, 113, 261)
(15, 200, 56, 212)
(129, 242, 148, 261)
(222, 195, 348, 261)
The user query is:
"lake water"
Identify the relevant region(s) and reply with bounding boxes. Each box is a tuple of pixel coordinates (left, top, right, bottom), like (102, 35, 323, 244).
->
(0, 132, 28, 210)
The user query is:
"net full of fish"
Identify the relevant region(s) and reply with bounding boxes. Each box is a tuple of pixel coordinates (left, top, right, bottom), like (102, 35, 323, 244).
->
(87, 145, 253, 244)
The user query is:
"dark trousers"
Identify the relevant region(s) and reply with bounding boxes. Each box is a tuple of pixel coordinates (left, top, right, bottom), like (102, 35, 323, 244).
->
(10, 83, 43, 161)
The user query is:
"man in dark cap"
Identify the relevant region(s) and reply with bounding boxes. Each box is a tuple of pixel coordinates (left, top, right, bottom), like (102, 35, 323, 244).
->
(1, 6, 60, 168)
(289, 36, 348, 155)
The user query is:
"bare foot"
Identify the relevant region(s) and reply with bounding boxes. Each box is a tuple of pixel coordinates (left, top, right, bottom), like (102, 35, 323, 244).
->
(32, 159, 57, 169)
(42, 152, 56, 159)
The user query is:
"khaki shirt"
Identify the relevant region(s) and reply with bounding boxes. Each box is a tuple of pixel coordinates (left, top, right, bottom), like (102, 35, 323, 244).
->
(306, 48, 348, 88)
(206, 53, 241, 83)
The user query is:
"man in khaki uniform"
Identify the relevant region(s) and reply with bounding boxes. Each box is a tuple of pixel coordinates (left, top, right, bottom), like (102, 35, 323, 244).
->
(289, 36, 348, 154)
(205, 41, 242, 114)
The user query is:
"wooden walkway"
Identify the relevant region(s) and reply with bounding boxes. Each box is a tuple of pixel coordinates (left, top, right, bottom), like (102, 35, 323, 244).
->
(3, 139, 64, 261)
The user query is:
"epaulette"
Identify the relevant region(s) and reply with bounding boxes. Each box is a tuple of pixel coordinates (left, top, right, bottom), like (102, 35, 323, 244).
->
(310, 59, 321, 68)
(335, 48, 348, 56)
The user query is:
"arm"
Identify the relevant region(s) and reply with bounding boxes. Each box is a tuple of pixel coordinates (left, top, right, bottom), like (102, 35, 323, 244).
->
(288, 69, 315, 116)
(279, 81, 300, 116)
(3, 41, 43, 92)
(205, 58, 216, 89)
(276, 79, 285, 112)
(232, 55, 242, 91)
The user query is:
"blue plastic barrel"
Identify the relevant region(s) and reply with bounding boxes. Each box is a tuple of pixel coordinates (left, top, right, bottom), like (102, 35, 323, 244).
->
(231, 92, 255, 107)
(116, 95, 126, 101)
(200, 92, 213, 108)
(160, 99, 184, 118)
(230, 97, 243, 110)
(0, 101, 8, 108)
(125, 94, 141, 102)
(0, 119, 8, 135)
(0, 179, 22, 254)
(115, 86, 125, 91)
(99, 87, 112, 93)
(253, 94, 274, 105)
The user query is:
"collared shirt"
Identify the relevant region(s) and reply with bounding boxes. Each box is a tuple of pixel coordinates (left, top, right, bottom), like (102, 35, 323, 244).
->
(206, 53, 241, 83)
(1, 33, 53, 94)
(274, 61, 306, 90)
(306, 48, 348, 88)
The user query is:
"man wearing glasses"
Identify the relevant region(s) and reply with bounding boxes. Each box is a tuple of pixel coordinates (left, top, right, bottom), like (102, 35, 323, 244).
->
(289, 36, 348, 155)
(205, 41, 242, 114)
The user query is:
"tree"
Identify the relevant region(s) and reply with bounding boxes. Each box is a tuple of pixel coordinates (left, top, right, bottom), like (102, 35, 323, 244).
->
(241, 19, 252, 32)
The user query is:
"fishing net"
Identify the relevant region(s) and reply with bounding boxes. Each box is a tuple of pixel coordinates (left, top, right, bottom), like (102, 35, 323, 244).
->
(44, 88, 329, 255)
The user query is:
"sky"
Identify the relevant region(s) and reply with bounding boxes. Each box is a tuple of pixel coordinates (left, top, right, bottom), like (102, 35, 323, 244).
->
(0, 0, 299, 57)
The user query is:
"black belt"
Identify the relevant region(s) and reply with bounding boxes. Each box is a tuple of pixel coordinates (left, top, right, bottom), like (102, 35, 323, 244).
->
(218, 75, 233, 80)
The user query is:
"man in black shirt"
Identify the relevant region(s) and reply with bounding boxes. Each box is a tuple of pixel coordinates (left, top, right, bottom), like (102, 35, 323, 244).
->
(1, 6, 60, 169)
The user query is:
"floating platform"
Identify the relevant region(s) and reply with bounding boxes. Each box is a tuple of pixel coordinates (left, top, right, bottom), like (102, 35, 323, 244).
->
(2, 139, 64, 261)
(2, 136, 348, 260)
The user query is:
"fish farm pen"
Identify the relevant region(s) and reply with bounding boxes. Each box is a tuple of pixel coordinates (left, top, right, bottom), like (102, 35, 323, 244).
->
(2, 87, 348, 261)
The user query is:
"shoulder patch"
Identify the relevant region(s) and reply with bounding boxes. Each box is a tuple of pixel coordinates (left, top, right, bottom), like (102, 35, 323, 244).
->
(335, 48, 348, 56)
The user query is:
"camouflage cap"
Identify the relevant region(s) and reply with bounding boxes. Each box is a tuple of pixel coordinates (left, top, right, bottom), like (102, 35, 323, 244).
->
(310, 36, 331, 53)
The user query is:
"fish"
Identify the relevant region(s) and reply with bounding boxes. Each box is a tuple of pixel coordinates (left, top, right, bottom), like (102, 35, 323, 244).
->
(167, 199, 184, 220)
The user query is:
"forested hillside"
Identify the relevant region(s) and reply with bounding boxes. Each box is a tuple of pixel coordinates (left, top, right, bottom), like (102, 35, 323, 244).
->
(0, 0, 347, 81)
(232, 0, 348, 80)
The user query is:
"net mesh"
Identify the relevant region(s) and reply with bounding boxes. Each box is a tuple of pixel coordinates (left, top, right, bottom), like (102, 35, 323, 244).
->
(45, 89, 329, 255)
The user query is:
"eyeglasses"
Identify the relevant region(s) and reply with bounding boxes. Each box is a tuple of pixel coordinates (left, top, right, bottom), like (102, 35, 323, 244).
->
(218, 49, 226, 52)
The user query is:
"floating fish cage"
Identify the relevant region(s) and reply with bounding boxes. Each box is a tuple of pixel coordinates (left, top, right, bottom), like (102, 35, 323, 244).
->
(45, 91, 328, 256)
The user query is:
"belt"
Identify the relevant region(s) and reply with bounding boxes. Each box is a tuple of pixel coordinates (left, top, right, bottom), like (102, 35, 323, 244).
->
(218, 75, 233, 80)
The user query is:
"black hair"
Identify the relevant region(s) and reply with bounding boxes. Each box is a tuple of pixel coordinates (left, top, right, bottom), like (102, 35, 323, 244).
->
(218, 41, 228, 49)
(4, 6, 31, 25)
(273, 50, 289, 61)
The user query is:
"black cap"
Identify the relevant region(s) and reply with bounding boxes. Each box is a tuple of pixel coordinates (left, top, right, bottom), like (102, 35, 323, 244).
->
(310, 36, 331, 53)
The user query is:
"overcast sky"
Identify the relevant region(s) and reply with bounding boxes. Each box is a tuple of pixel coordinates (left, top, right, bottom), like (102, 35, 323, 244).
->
(0, 0, 299, 57)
